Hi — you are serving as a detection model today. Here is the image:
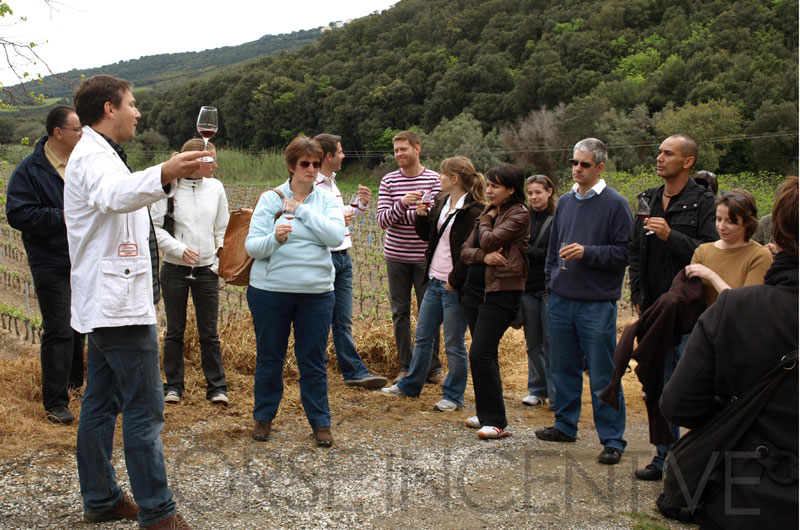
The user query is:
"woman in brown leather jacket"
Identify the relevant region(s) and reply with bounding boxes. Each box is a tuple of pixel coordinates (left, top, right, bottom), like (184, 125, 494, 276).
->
(459, 164, 530, 439)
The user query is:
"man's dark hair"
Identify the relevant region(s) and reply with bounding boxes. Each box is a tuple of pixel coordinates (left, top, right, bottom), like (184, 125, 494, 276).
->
(314, 133, 342, 158)
(668, 134, 699, 170)
(73, 75, 132, 127)
(45, 106, 76, 136)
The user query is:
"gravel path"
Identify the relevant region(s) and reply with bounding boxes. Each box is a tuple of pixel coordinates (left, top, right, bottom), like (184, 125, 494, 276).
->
(0, 389, 694, 530)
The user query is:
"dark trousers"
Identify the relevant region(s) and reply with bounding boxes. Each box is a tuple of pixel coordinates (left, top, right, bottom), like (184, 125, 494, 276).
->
(385, 259, 441, 374)
(463, 290, 521, 430)
(32, 272, 84, 410)
(161, 263, 226, 399)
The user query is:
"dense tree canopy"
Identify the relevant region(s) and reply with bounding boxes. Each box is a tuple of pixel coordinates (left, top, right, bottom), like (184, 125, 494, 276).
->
(48, 0, 800, 174)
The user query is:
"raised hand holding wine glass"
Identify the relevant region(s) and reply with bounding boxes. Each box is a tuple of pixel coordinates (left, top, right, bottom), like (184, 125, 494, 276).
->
(637, 195, 654, 235)
(196, 106, 218, 162)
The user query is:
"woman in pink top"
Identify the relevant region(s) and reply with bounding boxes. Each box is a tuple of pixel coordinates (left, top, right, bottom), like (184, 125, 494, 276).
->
(381, 157, 485, 411)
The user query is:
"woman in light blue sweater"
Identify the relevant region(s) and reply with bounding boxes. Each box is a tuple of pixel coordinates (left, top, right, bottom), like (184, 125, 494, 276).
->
(245, 135, 345, 448)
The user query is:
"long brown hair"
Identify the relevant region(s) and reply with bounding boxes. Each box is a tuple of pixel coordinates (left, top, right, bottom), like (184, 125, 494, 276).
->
(440, 156, 486, 204)
(525, 174, 556, 215)
(772, 176, 799, 255)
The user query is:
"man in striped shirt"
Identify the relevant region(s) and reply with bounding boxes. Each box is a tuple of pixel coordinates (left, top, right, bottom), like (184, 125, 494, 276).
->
(314, 133, 388, 390)
(377, 130, 443, 383)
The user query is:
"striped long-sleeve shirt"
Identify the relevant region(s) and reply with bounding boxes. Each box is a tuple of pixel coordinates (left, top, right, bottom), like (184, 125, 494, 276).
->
(377, 167, 440, 263)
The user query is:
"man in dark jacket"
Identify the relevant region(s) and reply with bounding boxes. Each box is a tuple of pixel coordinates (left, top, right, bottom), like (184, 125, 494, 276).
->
(661, 176, 798, 529)
(629, 134, 717, 480)
(5, 106, 85, 424)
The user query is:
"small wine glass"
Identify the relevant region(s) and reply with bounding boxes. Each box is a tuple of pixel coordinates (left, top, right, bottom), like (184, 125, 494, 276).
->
(559, 242, 569, 270)
(421, 190, 432, 207)
(196, 106, 218, 162)
(349, 192, 360, 209)
(186, 267, 197, 280)
(282, 198, 295, 225)
(637, 196, 654, 235)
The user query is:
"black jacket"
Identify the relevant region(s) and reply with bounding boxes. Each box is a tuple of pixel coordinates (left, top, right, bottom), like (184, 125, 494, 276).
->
(629, 178, 717, 310)
(525, 208, 552, 294)
(5, 136, 71, 275)
(661, 253, 798, 530)
(415, 192, 483, 291)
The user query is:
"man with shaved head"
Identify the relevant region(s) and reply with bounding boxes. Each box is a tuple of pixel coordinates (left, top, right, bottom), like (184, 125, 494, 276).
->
(628, 134, 717, 481)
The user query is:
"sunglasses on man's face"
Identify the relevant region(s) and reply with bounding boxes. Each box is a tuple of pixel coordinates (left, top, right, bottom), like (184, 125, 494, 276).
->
(569, 159, 594, 169)
(297, 161, 321, 169)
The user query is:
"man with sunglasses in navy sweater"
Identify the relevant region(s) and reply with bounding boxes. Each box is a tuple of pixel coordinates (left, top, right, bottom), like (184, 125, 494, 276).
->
(536, 138, 632, 466)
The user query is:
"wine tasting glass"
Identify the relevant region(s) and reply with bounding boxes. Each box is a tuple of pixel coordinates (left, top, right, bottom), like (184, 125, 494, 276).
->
(349, 192, 360, 209)
(196, 106, 218, 162)
(282, 198, 295, 225)
(559, 242, 569, 270)
(637, 196, 654, 235)
(421, 190, 432, 207)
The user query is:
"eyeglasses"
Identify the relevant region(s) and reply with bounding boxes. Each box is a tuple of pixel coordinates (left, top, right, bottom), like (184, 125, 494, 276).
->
(58, 126, 83, 133)
(297, 161, 321, 169)
(569, 159, 594, 169)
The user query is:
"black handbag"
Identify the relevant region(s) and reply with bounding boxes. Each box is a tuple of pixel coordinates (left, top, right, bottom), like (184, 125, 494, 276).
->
(658, 350, 798, 522)
(163, 197, 175, 237)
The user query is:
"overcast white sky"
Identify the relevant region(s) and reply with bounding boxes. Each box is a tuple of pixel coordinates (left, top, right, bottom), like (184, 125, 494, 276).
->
(1, 0, 397, 85)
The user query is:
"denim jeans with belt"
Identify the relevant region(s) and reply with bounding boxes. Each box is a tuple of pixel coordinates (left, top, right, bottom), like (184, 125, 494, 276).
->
(77, 325, 176, 527)
(31, 272, 85, 410)
(161, 263, 226, 399)
(330, 251, 371, 381)
(385, 259, 441, 375)
(248, 287, 335, 429)
(547, 292, 627, 451)
(521, 291, 553, 402)
(397, 279, 469, 405)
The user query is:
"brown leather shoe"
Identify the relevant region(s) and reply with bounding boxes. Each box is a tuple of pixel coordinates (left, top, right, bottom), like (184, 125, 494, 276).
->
(313, 426, 333, 448)
(143, 512, 192, 529)
(83, 491, 138, 522)
(252, 420, 272, 442)
(426, 371, 445, 385)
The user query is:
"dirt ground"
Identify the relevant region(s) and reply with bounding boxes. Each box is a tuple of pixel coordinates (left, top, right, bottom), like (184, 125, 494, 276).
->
(0, 317, 695, 530)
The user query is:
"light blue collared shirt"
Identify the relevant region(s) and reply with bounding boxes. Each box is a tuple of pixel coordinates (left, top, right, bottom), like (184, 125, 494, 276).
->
(571, 178, 607, 200)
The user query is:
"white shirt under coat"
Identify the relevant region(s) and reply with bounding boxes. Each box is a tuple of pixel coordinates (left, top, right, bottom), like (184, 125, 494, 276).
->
(314, 171, 367, 252)
(64, 126, 174, 333)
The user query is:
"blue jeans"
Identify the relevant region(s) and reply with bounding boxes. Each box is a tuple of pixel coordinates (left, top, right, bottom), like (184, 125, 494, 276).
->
(77, 325, 175, 527)
(397, 279, 469, 405)
(330, 252, 371, 381)
(521, 292, 553, 402)
(385, 259, 441, 374)
(652, 333, 688, 469)
(161, 263, 226, 398)
(248, 287, 334, 429)
(547, 293, 627, 451)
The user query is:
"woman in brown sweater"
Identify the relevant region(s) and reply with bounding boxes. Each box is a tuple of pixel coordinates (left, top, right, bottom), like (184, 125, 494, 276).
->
(685, 189, 772, 306)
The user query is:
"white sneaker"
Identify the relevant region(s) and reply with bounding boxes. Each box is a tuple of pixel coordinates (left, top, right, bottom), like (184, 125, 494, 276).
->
(210, 391, 229, 406)
(164, 390, 180, 404)
(522, 395, 546, 407)
(477, 426, 511, 439)
(433, 398, 459, 412)
(381, 384, 405, 396)
(465, 416, 480, 429)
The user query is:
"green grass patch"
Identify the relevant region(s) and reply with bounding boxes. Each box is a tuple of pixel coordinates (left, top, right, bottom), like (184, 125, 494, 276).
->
(622, 511, 671, 530)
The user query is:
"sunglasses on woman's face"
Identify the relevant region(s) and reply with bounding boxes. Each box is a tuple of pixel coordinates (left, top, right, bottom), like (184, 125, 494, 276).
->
(297, 161, 321, 169)
(569, 159, 594, 169)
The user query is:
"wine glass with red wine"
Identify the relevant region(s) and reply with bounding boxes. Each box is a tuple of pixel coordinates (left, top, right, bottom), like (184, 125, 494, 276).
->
(637, 196, 654, 235)
(196, 106, 218, 162)
(282, 198, 295, 225)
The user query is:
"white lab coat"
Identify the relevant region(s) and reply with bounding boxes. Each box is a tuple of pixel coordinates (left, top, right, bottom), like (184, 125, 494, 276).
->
(64, 126, 173, 333)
